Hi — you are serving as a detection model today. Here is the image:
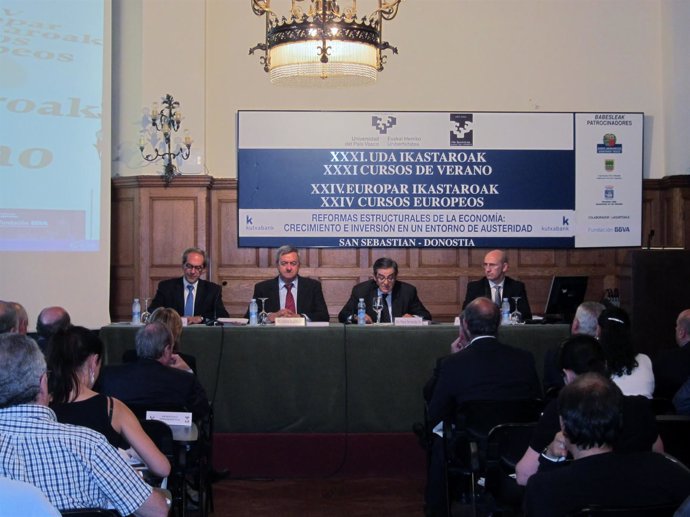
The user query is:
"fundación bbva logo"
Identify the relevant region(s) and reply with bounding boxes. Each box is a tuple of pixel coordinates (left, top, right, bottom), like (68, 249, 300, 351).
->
(371, 115, 397, 134)
(450, 113, 474, 146)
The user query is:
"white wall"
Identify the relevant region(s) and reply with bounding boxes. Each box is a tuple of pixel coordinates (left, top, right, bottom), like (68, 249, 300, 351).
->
(114, 0, 689, 180)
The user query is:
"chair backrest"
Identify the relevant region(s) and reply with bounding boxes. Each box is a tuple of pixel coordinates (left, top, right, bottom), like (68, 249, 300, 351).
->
(567, 502, 680, 516)
(656, 414, 690, 468)
(60, 510, 121, 517)
(458, 398, 543, 439)
(486, 422, 538, 472)
(650, 397, 675, 416)
(139, 418, 175, 458)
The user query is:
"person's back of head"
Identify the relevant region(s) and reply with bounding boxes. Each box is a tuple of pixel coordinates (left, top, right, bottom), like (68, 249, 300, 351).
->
(0, 333, 45, 408)
(148, 307, 183, 348)
(135, 321, 173, 360)
(47, 326, 103, 404)
(0, 301, 18, 334)
(36, 306, 71, 339)
(10, 302, 28, 335)
(597, 306, 636, 377)
(573, 301, 605, 336)
(463, 297, 500, 338)
(558, 372, 623, 451)
(558, 334, 607, 377)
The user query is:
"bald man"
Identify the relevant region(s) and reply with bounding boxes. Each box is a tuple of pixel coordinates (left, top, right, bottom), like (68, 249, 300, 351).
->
(462, 249, 532, 320)
(35, 306, 71, 354)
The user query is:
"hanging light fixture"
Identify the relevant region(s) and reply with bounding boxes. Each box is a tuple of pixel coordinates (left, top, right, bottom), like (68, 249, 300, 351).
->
(249, 0, 403, 86)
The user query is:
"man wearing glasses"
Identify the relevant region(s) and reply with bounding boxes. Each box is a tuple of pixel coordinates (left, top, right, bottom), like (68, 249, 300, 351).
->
(148, 247, 229, 324)
(338, 257, 432, 324)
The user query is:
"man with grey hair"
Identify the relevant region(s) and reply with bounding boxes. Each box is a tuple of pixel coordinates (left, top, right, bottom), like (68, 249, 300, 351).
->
(247, 244, 330, 322)
(98, 321, 210, 420)
(35, 306, 72, 353)
(10, 302, 28, 334)
(0, 300, 18, 334)
(542, 301, 605, 393)
(0, 333, 169, 516)
(653, 308, 690, 399)
(148, 246, 229, 324)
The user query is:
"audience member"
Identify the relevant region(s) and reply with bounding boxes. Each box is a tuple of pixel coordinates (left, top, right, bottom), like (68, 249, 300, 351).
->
(148, 246, 229, 324)
(11, 301, 28, 334)
(672, 376, 690, 415)
(523, 373, 690, 517)
(0, 477, 61, 516)
(246, 245, 329, 322)
(0, 333, 168, 516)
(98, 321, 210, 420)
(338, 257, 432, 323)
(516, 334, 662, 486)
(599, 306, 654, 398)
(48, 326, 170, 478)
(542, 301, 605, 393)
(0, 300, 17, 333)
(423, 297, 540, 516)
(653, 308, 690, 399)
(147, 306, 197, 373)
(35, 306, 72, 354)
(462, 249, 532, 319)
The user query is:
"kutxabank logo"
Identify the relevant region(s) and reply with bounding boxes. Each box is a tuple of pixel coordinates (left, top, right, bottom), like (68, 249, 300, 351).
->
(450, 113, 473, 146)
(372, 115, 397, 134)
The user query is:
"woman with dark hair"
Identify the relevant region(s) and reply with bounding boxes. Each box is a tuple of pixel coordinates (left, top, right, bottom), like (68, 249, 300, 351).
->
(47, 326, 170, 478)
(598, 306, 654, 398)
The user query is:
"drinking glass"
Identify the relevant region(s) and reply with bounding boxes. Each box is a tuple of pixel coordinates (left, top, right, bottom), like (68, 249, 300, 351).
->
(372, 295, 384, 324)
(258, 298, 269, 325)
(140, 298, 151, 323)
(510, 296, 523, 324)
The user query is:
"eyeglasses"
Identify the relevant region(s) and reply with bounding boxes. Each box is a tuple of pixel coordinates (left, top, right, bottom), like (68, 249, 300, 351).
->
(184, 263, 204, 272)
(279, 261, 299, 267)
(375, 275, 396, 283)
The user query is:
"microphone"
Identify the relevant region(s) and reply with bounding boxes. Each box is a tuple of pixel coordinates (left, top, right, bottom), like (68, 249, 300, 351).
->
(206, 280, 228, 326)
(646, 229, 655, 250)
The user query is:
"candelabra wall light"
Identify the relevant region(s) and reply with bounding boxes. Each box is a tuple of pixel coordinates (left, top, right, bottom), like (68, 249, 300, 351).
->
(139, 94, 192, 185)
(250, 0, 404, 86)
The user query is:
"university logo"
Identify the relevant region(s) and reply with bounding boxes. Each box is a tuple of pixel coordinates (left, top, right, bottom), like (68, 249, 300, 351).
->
(597, 133, 622, 154)
(604, 185, 614, 200)
(450, 113, 473, 146)
(372, 115, 397, 134)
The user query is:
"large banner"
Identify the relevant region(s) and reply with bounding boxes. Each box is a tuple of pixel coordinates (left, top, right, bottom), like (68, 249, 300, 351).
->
(237, 111, 643, 248)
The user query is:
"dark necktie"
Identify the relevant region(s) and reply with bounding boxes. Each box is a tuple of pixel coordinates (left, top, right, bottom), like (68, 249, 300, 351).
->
(285, 283, 296, 313)
(380, 294, 391, 323)
(184, 284, 195, 316)
(494, 285, 502, 306)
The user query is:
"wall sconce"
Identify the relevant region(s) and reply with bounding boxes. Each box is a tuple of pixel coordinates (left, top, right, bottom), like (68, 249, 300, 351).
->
(139, 94, 192, 185)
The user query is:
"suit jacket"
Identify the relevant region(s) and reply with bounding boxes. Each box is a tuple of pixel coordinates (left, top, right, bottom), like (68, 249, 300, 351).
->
(652, 343, 690, 399)
(97, 358, 210, 420)
(338, 279, 432, 323)
(245, 275, 330, 322)
(426, 336, 541, 426)
(462, 276, 532, 320)
(148, 277, 229, 320)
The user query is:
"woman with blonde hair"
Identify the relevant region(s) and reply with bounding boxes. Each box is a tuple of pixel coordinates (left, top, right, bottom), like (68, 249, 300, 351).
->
(48, 326, 171, 478)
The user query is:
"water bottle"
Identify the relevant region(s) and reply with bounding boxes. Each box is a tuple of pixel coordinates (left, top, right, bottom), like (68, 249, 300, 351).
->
(501, 298, 511, 325)
(357, 298, 366, 326)
(132, 298, 141, 324)
(249, 298, 258, 326)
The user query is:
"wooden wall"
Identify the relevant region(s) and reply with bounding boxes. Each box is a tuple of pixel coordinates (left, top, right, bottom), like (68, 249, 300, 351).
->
(110, 175, 690, 323)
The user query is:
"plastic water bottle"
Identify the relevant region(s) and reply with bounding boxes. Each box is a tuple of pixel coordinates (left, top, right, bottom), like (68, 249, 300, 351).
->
(501, 298, 511, 325)
(132, 298, 141, 324)
(249, 298, 258, 326)
(357, 298, 366, 326)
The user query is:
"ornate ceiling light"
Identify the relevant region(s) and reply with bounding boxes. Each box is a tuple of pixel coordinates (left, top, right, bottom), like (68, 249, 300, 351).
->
(250, 0, 403, 86)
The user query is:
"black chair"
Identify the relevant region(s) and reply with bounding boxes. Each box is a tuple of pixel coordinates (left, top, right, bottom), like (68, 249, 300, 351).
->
(656, 414, 690, 468)
(60, 510, 122, 517)
(442, 399, 543, 516)
(650, 397, 675, 416)
(484, 422, 537, 513)
(567, 502, 680, 516)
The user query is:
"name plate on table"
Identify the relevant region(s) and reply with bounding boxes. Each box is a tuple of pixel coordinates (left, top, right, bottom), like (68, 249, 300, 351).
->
(274, 317, 306, 327)
(394, 317, 427, 326)
(146, 411, 193, 427)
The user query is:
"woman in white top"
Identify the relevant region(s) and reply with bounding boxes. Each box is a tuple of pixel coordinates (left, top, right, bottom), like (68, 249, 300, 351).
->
(598, 306, 655, 398)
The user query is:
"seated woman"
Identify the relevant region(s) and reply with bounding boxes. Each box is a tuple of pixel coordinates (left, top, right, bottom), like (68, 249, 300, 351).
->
(598, 306, 655, 398)
(47, 326, 171, 478)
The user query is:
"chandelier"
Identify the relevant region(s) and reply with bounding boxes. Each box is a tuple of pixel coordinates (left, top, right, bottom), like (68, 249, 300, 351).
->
(249, 0, 403, 86)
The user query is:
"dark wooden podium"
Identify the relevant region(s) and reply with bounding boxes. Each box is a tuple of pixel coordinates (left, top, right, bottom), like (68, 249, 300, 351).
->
(630, 250, 690, 355)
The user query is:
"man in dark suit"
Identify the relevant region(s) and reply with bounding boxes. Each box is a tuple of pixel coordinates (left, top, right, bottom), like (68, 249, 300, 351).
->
(338, 257, 432, 323)
(247, 245, 329, 322)
(98, 321, 210, 421)
(462, 249, 532, 320)
(148, 247, 229, 324)
(424, 297, 540, 516)
(653, 308, 690, 399)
